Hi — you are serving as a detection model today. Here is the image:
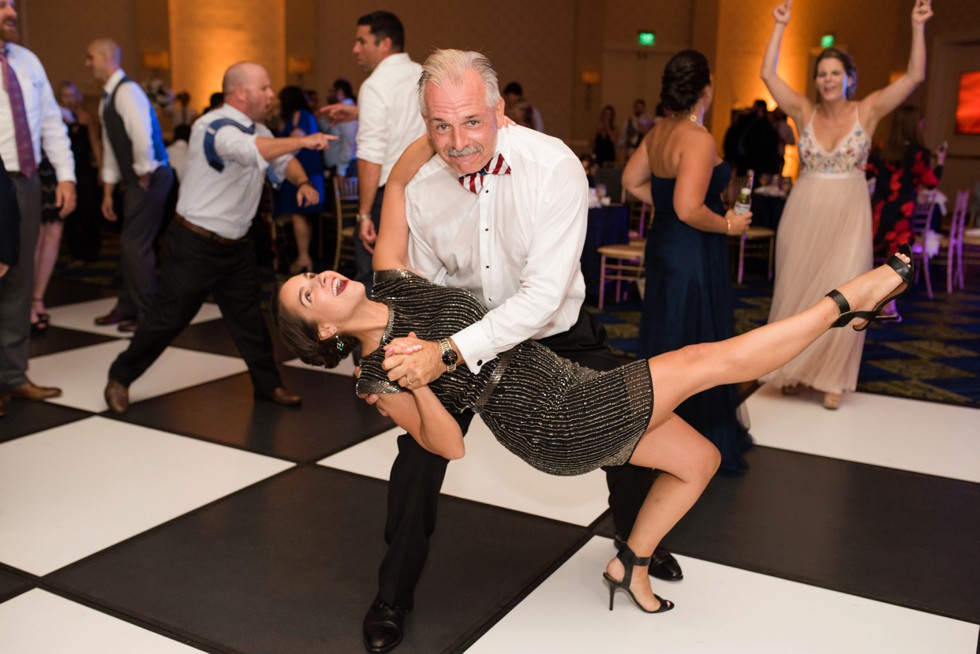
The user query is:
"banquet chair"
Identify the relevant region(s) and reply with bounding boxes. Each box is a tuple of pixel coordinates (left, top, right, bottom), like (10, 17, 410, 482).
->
(331, 176, 359, 272)
(908, 189, 940, 298)
(945, 189, 975, 293)
(597, 243, 645, 309)
(731, 226, 775, 284)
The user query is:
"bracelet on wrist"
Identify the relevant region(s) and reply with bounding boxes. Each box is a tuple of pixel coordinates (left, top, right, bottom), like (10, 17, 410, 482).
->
(356, 213, 373, 224)
(725, 217, 732, 234)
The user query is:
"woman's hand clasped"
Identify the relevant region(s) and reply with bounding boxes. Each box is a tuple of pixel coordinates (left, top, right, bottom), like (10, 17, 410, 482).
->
(383, 332, 442, 389)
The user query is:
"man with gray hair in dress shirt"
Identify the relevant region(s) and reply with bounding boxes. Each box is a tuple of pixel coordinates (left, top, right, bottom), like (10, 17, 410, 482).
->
(0, 0, 76, 417)
(360, 48, 681, 653)
(86, 37, 174, 333)
(103, 61, 333, 414)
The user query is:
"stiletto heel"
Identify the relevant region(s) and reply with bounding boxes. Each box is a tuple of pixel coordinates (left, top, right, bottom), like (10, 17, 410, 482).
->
(827, 244, 914, 332)
(602, 542, 674, 614)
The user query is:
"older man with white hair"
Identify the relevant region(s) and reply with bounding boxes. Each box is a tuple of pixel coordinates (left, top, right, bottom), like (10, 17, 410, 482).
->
(361, 48, 681, 653)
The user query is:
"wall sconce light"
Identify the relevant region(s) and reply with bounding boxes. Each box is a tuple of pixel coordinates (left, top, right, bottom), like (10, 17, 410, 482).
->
(820, 33, 835, 48)
(287, 55, 313, 76)
(142, 51, 170, 71)
(582, 69, 600, 112)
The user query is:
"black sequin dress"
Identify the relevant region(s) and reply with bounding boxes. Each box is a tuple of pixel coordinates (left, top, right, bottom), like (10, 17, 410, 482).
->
(356, 270, 654, 476)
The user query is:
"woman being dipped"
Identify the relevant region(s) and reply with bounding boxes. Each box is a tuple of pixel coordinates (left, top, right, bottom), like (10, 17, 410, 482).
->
(273, 135, 913, 614)
(623, 50, 753, 475)
(761, 0, 933, 409)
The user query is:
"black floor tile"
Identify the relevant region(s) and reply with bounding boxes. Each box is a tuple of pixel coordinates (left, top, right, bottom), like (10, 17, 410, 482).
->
(46, 466, 587, 654)
(117, 367, 393, 462)
(0, 567, 32, 604)
(169, 312, 302, 364)
(27, 326, 120, 358)
(665, 446, 980, 623)
(0, 400, 93, 444)
(44, 278, 117, 307)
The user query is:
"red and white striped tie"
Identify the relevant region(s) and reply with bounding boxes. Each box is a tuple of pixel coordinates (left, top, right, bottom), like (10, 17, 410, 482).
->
(458, 153, 511, 194)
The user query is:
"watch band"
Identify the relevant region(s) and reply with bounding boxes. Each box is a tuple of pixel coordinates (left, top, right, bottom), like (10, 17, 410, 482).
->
(439, 338, 458, 372)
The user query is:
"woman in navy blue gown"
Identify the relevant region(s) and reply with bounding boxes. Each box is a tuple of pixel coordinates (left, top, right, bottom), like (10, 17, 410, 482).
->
(274, 86, 325, 274)
(623, 50, 754, 475)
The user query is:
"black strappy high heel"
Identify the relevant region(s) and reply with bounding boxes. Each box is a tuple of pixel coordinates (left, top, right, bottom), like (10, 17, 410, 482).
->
(827, 243, 914, 332)
(602, 542, 675, 614)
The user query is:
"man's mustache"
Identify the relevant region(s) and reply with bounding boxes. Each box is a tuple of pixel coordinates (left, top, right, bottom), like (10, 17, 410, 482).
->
(447, 145, 482, 158)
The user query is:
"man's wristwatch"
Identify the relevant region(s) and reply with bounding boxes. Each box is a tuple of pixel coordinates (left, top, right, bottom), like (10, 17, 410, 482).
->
(438, 338, 458, 372)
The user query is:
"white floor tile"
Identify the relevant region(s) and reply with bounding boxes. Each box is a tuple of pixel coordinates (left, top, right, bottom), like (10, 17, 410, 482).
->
(283, 355, 357, 377)
(0, 417, 293, 576)
(26, 341, 247, 412)
(47, 297, 223, 338)
(469, 537, 980, 653)
(319, 416, 609, 526)
(746, 384, 980, 482)
(0, 589, 200, 653)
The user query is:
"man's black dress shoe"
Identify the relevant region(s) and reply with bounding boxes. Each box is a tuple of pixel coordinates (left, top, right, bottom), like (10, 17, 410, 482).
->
(614, 534, 684, 581)
(104, 379, 129, 415)
(94, 311, 134, 326)
(117, 319, 139, 333)
(363, 595, 407, 653)
(257, 386, 302, 407)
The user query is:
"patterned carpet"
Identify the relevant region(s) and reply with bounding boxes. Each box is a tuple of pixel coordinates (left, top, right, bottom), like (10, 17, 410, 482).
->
(49, 225, 980, 408)
(590, 262, 980, 409)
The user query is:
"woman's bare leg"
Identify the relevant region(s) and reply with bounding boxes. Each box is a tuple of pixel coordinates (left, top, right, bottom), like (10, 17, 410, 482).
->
(605, 414, 719, 610)
(604, 254, 909, 610)
(290, 214, 313, 272)
(32, 220, 63, 319)
(646, 254, 909, 427)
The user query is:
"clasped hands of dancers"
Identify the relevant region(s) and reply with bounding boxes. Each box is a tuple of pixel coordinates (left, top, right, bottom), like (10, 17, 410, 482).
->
(275, 240, 912, 614)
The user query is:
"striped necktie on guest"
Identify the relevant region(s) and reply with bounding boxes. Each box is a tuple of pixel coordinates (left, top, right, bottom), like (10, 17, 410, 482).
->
(0, 45, 37, 178)
(458, 152, 511, 194)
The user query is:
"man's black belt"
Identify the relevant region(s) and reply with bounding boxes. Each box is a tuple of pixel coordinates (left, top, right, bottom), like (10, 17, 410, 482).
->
(174, 214, 248, 246)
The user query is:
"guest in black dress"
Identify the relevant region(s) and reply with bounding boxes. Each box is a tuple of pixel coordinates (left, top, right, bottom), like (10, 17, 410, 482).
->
(592, 105, 617, 167)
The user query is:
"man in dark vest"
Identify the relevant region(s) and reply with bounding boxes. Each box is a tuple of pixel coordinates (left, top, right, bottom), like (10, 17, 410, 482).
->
(86, 38, 174, 332)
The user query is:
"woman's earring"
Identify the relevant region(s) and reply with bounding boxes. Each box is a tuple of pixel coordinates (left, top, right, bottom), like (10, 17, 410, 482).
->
(334, 336, 345, 354)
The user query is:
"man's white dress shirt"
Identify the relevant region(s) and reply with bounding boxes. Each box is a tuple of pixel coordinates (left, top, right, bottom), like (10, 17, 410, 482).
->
(405, 126, 589, 373)
(176, 104, 291, 239)
(99, 68, 164, 184)
(0, 43, 74, 181)
(356, 53, 425, 186)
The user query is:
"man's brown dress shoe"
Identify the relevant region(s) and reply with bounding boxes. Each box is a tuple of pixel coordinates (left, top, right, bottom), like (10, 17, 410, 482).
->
(117, 320, 140, 333)
(104, 379, 129, 414)
(8, 381, 62, 400)
(94, 311, 134, 326)
(263, 387, 301, 407)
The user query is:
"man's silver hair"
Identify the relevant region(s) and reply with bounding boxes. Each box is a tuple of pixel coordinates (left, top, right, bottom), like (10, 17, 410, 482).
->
(418, 49, 500, 117)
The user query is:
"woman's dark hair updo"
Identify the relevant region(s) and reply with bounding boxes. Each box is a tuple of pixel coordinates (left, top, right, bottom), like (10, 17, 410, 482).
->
(270, 285, 355, 369)
(660, 49, 711, 114)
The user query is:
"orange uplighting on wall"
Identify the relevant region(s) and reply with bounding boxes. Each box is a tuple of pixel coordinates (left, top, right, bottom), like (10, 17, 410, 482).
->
(142, 51, 170, 71)
(168, 0, 286, 117)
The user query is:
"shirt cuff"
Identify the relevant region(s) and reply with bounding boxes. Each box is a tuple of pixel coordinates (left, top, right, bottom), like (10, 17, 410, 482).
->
(452, 323, 496, 375)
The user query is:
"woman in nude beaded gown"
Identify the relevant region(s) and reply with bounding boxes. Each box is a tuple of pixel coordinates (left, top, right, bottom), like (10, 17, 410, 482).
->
(761, 0, 932, 409)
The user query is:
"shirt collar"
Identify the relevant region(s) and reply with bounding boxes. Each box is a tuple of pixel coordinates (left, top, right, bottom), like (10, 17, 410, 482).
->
(103, 68, 126, 94)
(375, 52, 411, 72)
(217, 103, 255, 128)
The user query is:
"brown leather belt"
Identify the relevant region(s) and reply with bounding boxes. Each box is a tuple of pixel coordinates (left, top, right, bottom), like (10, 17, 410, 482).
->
(174, 215, 248, 246)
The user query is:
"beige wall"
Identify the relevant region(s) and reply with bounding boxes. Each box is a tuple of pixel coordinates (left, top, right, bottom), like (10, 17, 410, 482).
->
(14, 0, 980, 196)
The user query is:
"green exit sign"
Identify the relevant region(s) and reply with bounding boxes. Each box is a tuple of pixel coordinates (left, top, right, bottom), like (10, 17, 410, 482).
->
(821, 33, 835, 48)
(638, 31, 655, 47)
